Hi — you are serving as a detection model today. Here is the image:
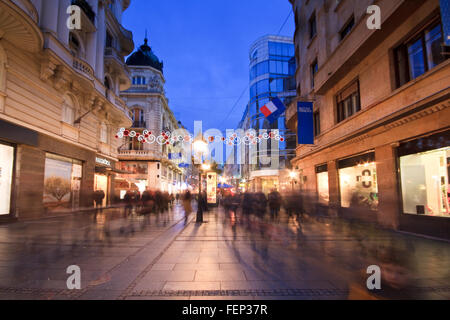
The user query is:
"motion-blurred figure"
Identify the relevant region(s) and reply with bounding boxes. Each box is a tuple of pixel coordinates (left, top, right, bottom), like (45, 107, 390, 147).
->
(182, 190, 192, 225)
(268, 189, 282, 222)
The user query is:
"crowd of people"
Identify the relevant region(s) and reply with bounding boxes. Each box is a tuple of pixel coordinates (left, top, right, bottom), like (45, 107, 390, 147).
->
(221, 189, 315, 222)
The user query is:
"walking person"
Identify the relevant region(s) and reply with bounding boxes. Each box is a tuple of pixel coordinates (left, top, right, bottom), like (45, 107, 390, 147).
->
(182, 190, 192, 225)
(268, 189, 282, 222)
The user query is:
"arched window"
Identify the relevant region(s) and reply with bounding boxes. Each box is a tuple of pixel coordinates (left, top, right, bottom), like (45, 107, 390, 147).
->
(100, 122, 108, 143)
(62, 95, 76, 125)
(131, 108, 145, 127)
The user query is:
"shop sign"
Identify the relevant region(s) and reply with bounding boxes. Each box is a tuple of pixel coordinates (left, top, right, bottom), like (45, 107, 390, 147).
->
(206, 172, 217, 204)
(96, 157, 111, 167)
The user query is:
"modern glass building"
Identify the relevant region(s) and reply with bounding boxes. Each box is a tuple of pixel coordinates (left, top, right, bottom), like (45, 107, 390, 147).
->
(240, 35, 297, 193)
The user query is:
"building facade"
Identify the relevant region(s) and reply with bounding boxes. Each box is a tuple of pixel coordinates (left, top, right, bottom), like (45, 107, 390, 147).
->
(117, 37, 185, 196)
(245, 35, 297, 194)
(287, 0, 450, 239)
(0, 0, 134, 220)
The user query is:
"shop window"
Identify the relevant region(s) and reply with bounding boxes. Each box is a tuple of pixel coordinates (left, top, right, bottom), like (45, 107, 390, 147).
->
(0, 143, 14, 215)
(336, 80, 360, 123)
(399, 132, 450, 217)
(316, 164, 329, 205)
(394, 18, 447, 88)
(338, 152, 378, 211)
(43, 153, 82, 212)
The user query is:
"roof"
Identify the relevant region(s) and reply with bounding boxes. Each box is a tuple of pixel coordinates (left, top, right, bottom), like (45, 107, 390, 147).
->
(126, 37, 163, 72)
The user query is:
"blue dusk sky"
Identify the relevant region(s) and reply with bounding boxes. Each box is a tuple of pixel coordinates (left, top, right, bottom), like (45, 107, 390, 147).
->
(122, 0, 295, 132)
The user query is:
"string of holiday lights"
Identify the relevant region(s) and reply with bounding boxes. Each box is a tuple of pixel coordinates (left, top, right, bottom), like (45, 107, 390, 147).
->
(115, 128, 285, 146)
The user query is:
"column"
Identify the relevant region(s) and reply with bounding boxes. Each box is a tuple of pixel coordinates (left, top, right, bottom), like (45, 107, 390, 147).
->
(327, 160, 339, 217)
(375, 144, 401, 229)
(40, 0, 59, 35)
(57, 0, 71, 46)
(95, 4, 106, 80)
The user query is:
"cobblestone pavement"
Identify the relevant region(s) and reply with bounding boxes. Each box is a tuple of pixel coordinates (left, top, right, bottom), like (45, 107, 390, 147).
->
(0, 204, 449, 300)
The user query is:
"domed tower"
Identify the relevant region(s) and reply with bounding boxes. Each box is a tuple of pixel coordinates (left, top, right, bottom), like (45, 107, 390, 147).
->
(119, 36, 183, 194)
(126, 37, 164, 73)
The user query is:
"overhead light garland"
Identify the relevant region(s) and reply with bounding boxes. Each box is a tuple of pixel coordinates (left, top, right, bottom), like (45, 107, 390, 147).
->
(115, 128, 285, 146)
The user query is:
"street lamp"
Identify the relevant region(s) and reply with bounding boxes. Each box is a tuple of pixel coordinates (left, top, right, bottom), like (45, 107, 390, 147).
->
(289, 171, 297, 191)
(192, 135, 208, 223)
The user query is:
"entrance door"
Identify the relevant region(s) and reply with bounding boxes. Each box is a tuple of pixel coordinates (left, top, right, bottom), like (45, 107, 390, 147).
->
(0, 144, 14, 215)
(94, 174, 108, 206)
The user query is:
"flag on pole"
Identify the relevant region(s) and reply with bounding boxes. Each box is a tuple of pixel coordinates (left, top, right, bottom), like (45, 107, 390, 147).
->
(260, 97, 286, 124)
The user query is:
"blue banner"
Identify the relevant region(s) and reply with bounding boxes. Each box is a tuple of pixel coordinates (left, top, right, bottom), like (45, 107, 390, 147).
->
(169, 152, 182, 160)
(441, 0, 450, 46)
(297, 102, 314, 145)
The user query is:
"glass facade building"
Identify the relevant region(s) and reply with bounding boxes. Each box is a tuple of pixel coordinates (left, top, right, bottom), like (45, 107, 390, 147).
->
(246, 35, 297, 192)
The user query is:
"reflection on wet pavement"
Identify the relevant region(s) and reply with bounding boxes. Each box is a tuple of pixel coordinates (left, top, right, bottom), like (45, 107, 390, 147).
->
(0, 204, 449, 300)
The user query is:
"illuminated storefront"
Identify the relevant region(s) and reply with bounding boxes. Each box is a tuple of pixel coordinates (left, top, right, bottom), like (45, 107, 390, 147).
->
(316, 164, 329, 205)
(398, 132, 449, 218)
(0, 142, 14, 216)
(43, 153, 83, 213)
(338, 153, 379, 211)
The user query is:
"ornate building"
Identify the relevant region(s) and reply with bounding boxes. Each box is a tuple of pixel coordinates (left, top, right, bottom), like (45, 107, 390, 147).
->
(117, 36, 186, 195)
(0, 0, 134, 219)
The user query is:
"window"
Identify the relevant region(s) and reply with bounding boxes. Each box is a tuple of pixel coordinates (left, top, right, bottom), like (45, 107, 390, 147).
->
(336, 80, 360, 122)
(62, 95, 76, 125)
(131, 108, 145, 127)
(316, 164, 329, 205)
(132, 76, 146, 85)
(43, 153, 82, 212)
(69, 33, 81, 57)
(100, 122, 108, 144)
(398, 131, 450, 217)
(340, 16, 355, 40)
(0, 143, 14, 215)
(106, 31, 113, 48)
(394, 19, 447, 87)
(310, 59, 318, 89)
(338, 153, 378, 211)
(309, 12, 317, 39)
(313, 111, 320, 137)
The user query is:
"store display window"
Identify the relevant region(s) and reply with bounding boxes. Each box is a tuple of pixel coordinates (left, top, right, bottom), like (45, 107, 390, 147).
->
(338, 153, 378, 211)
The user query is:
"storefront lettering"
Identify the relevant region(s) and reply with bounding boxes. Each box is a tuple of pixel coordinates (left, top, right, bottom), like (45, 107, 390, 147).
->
(361, 169, 372, 188)
(96, 157, 111, 167)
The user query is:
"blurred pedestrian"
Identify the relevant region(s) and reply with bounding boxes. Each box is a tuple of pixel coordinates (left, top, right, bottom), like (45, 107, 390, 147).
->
(182, 190, 192, 225)
(268, 189, 282, 222)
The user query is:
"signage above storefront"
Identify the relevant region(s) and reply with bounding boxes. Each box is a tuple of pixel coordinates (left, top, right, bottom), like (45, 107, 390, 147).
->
(96, 157, 111, 167)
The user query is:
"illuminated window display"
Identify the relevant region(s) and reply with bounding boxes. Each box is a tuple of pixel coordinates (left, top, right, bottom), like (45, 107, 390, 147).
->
(316, 164, 329, 205)
(43, 154, 82, 212)
(400, 147, 449, 217)
(338, 153, 378, 211)
(0, 143, 14, 216)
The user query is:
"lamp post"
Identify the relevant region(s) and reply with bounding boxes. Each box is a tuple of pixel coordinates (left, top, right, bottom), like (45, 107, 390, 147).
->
(192, 135, 209, 223)
(289, 171, 297, 191)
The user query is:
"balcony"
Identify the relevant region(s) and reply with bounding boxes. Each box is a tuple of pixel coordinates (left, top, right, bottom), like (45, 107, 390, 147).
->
(105, 7, 134, 56)
(118, 149, 164, 161)
(131, 121, 147, 128)
(72, 57, 94, 80)
(104, 47, 131, 90)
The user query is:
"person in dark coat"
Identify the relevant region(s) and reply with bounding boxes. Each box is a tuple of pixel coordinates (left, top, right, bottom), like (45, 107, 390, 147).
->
(268, 189, 282, 222)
